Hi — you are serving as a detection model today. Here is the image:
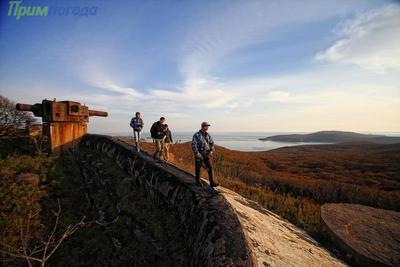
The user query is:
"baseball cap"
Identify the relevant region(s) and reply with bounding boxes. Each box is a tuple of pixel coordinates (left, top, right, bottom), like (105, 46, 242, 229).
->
(201, 121, 211, 127)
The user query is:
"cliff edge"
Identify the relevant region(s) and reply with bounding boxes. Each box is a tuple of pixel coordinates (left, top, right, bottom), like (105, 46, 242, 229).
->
(218, 187, 345, 267)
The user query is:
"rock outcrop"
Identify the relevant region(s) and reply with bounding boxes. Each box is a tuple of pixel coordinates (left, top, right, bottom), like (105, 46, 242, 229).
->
(80, 134, 252, 267)
(220, 187, 345, 267)
(320, 203, 400, 267)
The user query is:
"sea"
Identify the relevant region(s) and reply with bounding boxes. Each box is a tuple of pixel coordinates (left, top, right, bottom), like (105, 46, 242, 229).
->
(112, 131, 400, 152)
(117, 132, 319, 152)
(158, 132, 320, 151)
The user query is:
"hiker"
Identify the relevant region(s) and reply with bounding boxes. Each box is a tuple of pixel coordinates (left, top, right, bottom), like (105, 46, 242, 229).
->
(163, 124, 173, 162)
(130, 112, 144, 152)
(150, 117, 166, 160)
(192, 122, 218, 187)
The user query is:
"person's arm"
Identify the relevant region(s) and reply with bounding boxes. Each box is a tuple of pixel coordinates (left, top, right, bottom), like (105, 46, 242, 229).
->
(130, 118, 135, 128)
(169, 130, 173, 143)
(192, 134, 199, 154)
(209, 135, 216, 152)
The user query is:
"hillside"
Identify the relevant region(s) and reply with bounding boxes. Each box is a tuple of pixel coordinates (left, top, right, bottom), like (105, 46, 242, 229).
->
(135, 140, 400, 233)
(1, 135, 347, 266)
(259, 130, 400, 144)
(2, 135, 399, 266)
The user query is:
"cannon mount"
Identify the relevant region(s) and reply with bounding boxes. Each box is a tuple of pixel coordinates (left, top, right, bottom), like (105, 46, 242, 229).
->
(16, 99, 108, 152)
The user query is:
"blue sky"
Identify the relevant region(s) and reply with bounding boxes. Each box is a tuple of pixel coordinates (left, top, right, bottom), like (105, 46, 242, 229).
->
(1, 0, 399, 133)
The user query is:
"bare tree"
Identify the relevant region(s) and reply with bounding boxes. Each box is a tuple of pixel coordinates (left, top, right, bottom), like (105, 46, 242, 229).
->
(0, 200, 99, 267)
(0, 95, 36, 137)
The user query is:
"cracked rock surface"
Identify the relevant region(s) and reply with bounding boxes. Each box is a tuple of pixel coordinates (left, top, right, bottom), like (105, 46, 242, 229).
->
(219, 187, 346, 267)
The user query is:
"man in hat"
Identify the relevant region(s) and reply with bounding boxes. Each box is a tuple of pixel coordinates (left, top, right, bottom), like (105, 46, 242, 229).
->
(130, 112, 144, 152)
(191, 122, 218, 187)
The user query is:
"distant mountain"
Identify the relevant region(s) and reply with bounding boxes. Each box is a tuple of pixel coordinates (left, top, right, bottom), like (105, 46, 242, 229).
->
(259, 131, 400, 144)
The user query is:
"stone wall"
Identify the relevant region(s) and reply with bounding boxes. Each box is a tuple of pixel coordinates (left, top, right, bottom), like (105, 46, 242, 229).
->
(79, 134, 253, 267)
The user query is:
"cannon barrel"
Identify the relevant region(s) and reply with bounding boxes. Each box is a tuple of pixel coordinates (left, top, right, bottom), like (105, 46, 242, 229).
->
(89, 110, 108, 117)
(16, 103, 34, 112)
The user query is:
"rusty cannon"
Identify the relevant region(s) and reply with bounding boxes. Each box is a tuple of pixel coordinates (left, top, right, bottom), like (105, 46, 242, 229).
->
(16, 99, 108, 152)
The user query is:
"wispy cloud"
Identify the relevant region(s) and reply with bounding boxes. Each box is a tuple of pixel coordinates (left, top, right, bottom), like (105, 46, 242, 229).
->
(316, 4, 400, 73)
(67, 1, 400, 132)
(180, 0, 361, 78)
(95, 82, 149, 100)
(150, 77, 235, 108)
(3, 1, 398, 133)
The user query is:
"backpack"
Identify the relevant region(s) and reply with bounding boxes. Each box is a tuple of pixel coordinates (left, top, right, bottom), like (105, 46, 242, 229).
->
(150, 122, 158, 138)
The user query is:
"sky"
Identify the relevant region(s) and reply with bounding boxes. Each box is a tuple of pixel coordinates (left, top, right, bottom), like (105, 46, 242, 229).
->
(0, 0, 399, 134)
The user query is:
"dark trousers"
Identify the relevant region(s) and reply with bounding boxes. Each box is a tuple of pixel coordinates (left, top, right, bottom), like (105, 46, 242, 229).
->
(195, 153, 215, 184)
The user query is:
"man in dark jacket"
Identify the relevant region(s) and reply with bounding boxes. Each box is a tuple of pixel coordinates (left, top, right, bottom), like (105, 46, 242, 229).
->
(130, 112, 144, 152)
(191, 121, 218, 187)
(150, 117, 166, 160)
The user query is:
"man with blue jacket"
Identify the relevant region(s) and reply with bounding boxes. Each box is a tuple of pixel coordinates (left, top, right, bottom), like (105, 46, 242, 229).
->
(130, 112, 144, 152)
(192, 122, 218, 187)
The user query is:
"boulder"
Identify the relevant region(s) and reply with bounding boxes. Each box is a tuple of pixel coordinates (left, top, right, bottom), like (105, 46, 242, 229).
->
(320, 203, 400, 266)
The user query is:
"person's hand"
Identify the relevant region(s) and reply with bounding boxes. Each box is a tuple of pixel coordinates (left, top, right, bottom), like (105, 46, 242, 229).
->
(157, 132, 161, 135)
(196, 152, 202, 158)
(209, 151, 214, 156)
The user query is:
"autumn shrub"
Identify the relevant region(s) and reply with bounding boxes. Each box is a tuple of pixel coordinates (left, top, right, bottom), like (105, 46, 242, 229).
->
(0, 154, 51, 265)
(218, 177, 320, 231)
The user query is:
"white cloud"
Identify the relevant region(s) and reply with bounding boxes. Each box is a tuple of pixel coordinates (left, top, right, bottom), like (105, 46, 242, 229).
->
(85, 66, 399, 122)
(5, 1, 398, 133)
(150, 77, 236, 108)
(267, 91, 291, 103)
(316, 4, 400, 73)
(3, 62, 399, 133)
(68, 1, 399, 133)
(94, 82, 149, 100)
(181, 0, 362, 77)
